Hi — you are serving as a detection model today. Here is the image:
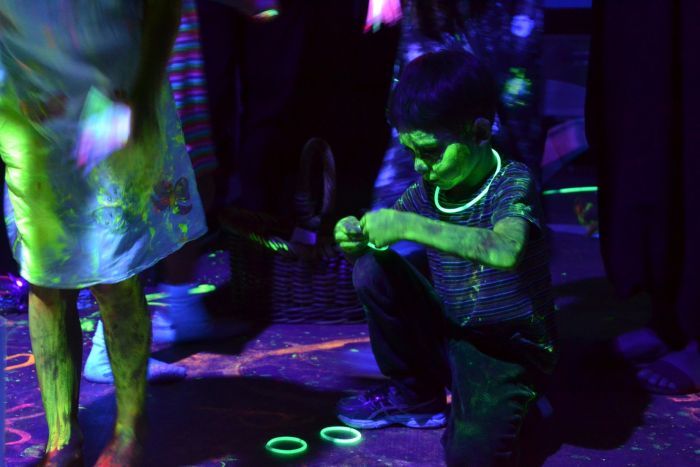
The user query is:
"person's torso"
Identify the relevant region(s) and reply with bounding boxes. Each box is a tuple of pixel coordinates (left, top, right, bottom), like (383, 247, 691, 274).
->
(0, 0, 143, 115)
(397, 161, 552, 328)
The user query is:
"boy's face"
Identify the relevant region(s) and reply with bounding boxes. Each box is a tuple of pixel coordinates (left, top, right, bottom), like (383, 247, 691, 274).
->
(399, 129, 480, 191)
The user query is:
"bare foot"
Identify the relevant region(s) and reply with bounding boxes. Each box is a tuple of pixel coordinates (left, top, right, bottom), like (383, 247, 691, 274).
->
(94, 433, 144, 467)
(637, 340, 700, 394)
(39, 436, 84, 467)
(611, 327, 669, 365)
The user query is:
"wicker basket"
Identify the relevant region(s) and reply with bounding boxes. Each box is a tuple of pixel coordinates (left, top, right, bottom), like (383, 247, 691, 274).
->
(219, 138, 365, 324)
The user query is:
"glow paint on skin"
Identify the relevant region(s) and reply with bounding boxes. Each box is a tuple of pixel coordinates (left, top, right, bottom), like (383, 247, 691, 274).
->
(434, 150, 502, 214)
(27, 287, 82, 453)
(90, 276, 150, 461)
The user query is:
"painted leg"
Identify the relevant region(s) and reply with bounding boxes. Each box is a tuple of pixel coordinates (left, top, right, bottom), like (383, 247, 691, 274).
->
(90, 276, 150, 466)
(28, 285, 84, 466)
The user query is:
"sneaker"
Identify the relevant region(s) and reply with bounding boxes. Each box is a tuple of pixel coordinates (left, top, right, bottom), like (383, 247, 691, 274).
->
(84, 321, 186, 384)
(337, 382, 447, 429)
(150, 283, 249, 344)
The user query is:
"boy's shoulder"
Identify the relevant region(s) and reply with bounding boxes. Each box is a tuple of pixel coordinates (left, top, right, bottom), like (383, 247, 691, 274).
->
(398, 178, 429, 202)
(492, 159, 536, 193)
(500, 159, 534, 179)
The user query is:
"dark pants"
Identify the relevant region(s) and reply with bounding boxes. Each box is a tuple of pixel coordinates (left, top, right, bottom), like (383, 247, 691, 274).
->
(353, 251, 543, 467)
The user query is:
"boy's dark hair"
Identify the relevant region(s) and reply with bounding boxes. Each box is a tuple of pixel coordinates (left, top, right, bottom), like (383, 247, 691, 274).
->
(388, 49, 498, 138)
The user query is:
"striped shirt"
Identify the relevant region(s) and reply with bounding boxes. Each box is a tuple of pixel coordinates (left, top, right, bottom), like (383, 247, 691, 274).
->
(167, 0, 217, 176)
(394, 161, 554, 344)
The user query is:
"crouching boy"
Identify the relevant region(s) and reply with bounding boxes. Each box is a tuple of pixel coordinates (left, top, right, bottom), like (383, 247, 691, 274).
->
(334, 50, 557, 466)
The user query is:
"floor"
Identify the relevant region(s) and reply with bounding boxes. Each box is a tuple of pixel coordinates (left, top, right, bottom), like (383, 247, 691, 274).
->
(3, 163, 700, 466)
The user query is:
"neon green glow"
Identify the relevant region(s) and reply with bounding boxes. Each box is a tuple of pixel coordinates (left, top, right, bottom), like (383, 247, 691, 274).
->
(80, 318, 96, 333)
(542, 186, 598, 195)
(145, 292, 168, 302)
(249, 233, 289, 253)
(320, 426, 362, 446)
(188, 284, 216, 295)
(255, 9, 279, 20)
(434, 149, 502, 213)
(145, 284, 217, 302)
(503, 68, 532, 108)
(265, 436, 308, 456)
(367, 242, 389, 251)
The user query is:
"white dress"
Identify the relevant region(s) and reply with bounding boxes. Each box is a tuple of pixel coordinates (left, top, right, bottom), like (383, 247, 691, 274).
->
(0, 0, 206, 288)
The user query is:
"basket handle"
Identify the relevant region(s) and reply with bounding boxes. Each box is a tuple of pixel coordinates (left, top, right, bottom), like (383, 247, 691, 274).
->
(293, 138, 336, 232)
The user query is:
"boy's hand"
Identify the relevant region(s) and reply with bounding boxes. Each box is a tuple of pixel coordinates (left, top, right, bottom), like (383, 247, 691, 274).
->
(334, 216, 368, 255)
(360, 209, 410, 248)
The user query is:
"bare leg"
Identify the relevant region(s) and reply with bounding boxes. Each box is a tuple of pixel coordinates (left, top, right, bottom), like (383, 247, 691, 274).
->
(28, 285, 84, 465)
(90, 276, 150, 466)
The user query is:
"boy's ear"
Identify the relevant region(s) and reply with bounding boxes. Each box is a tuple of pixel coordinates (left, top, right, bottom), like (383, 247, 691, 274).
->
(471, 117, 492, 146)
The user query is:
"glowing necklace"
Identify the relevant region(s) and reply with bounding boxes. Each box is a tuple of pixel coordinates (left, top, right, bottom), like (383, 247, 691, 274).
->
(433, 149, 502, 214)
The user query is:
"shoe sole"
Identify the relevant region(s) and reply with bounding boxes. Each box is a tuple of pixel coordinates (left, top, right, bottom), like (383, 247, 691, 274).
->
(338, 411, 447, 430)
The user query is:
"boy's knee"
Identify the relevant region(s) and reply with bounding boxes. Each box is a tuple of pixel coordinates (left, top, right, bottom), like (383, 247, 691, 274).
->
(90, 275, 141, 301)
(351, 252, 383, 291)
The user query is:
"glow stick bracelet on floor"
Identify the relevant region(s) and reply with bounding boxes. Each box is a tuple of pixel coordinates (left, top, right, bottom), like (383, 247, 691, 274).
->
(320, 426, 363, 446)
(265, 436, 308, 456)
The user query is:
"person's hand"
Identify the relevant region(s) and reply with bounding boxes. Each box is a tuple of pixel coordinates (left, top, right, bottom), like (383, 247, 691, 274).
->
(359, 209, 410, 248)
(111, 88, 158, 145)
(334, 216, 368, 255)
(363, 0, 402, 33)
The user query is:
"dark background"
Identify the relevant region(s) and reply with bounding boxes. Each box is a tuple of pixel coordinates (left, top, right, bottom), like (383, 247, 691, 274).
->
(0, 0, 593, 275)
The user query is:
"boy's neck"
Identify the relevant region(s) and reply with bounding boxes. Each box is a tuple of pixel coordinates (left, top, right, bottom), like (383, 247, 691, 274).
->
(443, 145, 497, 200)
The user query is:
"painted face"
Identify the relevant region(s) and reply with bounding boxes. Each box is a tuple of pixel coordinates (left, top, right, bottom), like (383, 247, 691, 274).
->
(399, 130, 478, 191)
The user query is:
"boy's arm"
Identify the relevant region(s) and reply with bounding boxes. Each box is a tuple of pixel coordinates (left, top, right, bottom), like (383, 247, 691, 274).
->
(408, 215, 529, 270)
(360, 209, 530, 270)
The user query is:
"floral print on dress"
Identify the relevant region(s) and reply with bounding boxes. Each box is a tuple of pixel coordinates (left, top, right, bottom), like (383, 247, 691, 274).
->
(151, 177, 193, 215)
(93, 182, 139, 234)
